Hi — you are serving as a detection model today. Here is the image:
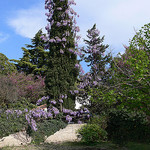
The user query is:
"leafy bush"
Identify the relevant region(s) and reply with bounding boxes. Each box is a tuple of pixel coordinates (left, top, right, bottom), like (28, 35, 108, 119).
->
(106, 109, 150, 145)
(0, 109, 27, 138)
(78, 124, 107, 143)
(8, 97, 36, 110)
(90, 114, 107, 130)
(27, 119, 67, 144)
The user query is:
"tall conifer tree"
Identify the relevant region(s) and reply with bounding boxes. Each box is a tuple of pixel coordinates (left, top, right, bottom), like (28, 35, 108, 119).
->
(83, 24, 111, 83)
(42, 0, 80, 109)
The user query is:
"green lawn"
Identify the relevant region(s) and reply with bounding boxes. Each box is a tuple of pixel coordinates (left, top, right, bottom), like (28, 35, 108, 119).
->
(1, 142, 150, 150)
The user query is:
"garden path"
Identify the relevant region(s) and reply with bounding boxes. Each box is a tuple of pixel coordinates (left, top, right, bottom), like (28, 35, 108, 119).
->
(0, 124, 85, 148)
(45, 124, 85, 143)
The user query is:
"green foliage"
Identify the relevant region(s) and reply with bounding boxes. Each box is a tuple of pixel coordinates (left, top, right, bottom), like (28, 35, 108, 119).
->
(89, 114, 108, 130)
(130, 22, 150, 56)
(27, 119, 67, 144)
(95, 23, 150, 115)
(111, 41, 150, 114)
(9, 97, 36, 110)
(45, 0, 79, 109)
(0, 110, 27, 138)
(78, 124, 107, 143)
(89, 87, 116, 114)
(0, 53, 16, 75)
(11, 30, 48, 77)
(106, 109, 150, 145)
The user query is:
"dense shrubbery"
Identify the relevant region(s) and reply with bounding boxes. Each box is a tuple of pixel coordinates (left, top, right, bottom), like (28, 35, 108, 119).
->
(0, 94, 90, 144)
(0, 109, 27, 138)
(106, 109, 150, 145)
(89, 114, 108, 130)
(78, 124, 107, 143)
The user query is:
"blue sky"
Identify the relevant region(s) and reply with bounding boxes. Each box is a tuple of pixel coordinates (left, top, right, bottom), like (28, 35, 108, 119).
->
(0, 0, 150, 73)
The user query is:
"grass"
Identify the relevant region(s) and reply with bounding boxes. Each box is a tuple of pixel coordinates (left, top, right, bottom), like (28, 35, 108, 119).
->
(1, 141, 150, 150)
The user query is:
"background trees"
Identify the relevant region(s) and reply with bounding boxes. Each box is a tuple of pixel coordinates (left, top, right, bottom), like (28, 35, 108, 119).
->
(0, 53, 16, 75)
(11, 29, 48, 77)
(90, 23, 150, 115)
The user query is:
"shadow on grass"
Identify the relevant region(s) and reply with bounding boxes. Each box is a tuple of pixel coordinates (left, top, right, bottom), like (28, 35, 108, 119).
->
(1, 142, 150, 150)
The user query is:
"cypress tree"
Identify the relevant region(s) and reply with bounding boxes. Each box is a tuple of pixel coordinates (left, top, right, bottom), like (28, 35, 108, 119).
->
(42, 0, 80, 109)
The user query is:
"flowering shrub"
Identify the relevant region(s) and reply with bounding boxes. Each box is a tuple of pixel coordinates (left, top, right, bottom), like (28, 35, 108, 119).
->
(0, 72, 45, 107)
(26, 96, 90, 131)
(0, 75, 18, 108)
(8, 72, 45, 104)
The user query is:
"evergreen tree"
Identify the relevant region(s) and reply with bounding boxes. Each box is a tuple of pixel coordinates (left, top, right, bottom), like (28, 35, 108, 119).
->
(77, 24, 112, 112)
(12, 29, 48, 77)
(83, 24, 111, 83)
(42, 0, 80, 109)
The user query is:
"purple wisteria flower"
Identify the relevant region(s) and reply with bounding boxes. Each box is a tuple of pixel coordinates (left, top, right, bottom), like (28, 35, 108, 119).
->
(49, 38, 56, 43)
(47, 112, 53, 118)
(52, 107, 59, 115)
(68, 0, 76, 5)
(66, 115, 72, 123)
(93, 81, 98, 86)
(57, 7, 62, 10)
(63, 108, 72, 114)
(80, 109, 84, 114)
(64, 94, 67, 99)
(50, 100, 56, 105)
(24, 108, 28, 113)
(56, 22, 61, 27)
(59, 99, 63, 103)
(15, 110, 22, 117)
(70, 111, 77, 116)
(75, 26, 80, 32)
(75, 64, 80, 68)
(68, 48, 74, 53)
(5, 109, 14, 115)
(55, 36, 62, 42)
(78, 120, 82, 124)
(74, 90, 79, 94)
(87, 114, 90, 118)
(60, 94, 64, 99)
(36, 96, 49, 105)
(62, 37, 67, 42)
(83, 108, 90, 113)
(69, 90, 74, 95)
(60, 49, 64, 54)
(31, 118, 37, 131)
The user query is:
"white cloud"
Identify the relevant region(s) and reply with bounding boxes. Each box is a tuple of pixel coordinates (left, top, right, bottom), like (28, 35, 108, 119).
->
(75, 0, 150, 54)
(7, 0, 150, 54)
(0, 32, 9, 43)
(8, 3, 47, 38)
